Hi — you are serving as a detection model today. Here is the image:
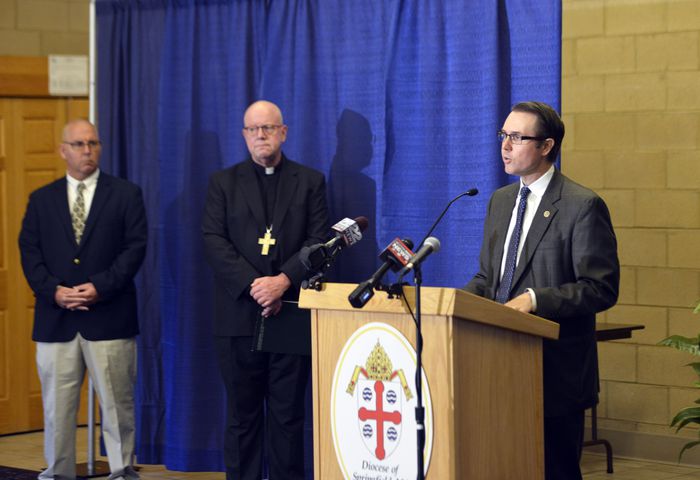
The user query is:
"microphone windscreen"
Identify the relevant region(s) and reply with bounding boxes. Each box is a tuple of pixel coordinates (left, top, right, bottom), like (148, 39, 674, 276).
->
(424, 236, 441, 253)
(354, 216, 369, 232)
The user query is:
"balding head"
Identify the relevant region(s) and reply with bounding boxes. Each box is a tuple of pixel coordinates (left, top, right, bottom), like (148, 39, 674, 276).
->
(62, 119, 98, 142)
(244, 100, 284, 125)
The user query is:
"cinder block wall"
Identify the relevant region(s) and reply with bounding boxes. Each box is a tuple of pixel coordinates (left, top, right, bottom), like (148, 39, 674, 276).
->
(562, 0, 700, 464)
(0, 0, 89, 56)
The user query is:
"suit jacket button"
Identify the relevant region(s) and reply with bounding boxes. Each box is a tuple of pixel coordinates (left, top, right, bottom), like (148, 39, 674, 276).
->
(73, 258, 80, 265)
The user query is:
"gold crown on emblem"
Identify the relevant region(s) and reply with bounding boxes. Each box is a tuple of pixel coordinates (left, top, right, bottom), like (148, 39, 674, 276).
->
(345, 338, 413, 401)
(365, 340, 393, 381)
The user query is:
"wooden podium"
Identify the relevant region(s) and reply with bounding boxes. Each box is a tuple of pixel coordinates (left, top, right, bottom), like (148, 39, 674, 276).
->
(299, 283, 559, 479)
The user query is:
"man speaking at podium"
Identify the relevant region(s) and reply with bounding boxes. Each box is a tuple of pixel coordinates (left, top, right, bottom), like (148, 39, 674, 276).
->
(465, 102, 619, 479)
(202, 100, 328, 480)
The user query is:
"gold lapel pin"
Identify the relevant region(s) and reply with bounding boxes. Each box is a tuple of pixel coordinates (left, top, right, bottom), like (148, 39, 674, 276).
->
(544, 211, 551, 218)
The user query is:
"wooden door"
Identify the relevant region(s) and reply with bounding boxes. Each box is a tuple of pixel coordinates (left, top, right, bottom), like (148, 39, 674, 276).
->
(0, 96, 91, 434)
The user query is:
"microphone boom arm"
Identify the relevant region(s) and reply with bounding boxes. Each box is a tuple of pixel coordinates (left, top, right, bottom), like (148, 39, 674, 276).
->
(419, 188, 477, 246)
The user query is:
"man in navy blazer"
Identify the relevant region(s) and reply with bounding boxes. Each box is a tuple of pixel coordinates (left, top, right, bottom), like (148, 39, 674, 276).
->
(19, 119, 147, 480)
(465, 102, 619, 479)
(203, 100, 328, 480)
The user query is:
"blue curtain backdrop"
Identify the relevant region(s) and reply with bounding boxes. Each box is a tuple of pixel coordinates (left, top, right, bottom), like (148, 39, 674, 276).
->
(96, 0, 561, 473)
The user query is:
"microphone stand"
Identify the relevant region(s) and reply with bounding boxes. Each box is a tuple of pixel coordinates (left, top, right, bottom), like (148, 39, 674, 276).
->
(392, 188, 474, 478)
(301, 243, 344, 291)
(413, 264, 425, 480)
(375, 280, 407, 299)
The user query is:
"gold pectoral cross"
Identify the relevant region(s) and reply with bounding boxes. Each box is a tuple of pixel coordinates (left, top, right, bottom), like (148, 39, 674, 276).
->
(258, 227, 276, 256)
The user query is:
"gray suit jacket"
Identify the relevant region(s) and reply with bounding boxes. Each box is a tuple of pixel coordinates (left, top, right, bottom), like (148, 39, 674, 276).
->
(465, 169, 619, 416)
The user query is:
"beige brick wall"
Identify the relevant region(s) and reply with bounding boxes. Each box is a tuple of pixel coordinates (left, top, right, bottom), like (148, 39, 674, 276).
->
(0, 0, 89, 56)
(563, 0, 700, 453)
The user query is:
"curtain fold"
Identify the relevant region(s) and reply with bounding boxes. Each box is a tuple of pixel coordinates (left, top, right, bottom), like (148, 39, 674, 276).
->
(96, 0, 561, 472)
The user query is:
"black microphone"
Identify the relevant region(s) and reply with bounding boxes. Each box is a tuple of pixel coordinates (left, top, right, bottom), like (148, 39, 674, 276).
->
(348, 238, 414, 309)
(398, 237, 441, 277)
(326, 216, 369, 250)
(300, 216, 369, 272)
(419, 188, 478, 246)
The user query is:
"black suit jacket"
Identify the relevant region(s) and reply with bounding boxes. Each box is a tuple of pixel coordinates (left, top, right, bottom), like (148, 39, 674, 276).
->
(18, 172, 148, 342)
(202, 156, 328, 343)
(465, 169, 619, 416)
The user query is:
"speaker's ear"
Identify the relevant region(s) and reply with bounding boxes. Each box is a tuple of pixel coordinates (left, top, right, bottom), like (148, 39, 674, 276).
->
(538, 138, 554, 156)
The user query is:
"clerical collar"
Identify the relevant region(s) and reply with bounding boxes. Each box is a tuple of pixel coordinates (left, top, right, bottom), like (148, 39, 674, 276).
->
(251, 157, 283, 176)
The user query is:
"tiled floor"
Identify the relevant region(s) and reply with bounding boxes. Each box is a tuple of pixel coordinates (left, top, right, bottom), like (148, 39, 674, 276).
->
(0, 428, 224, 479)
(0, 427, 698, 479)
(581, 454, 700, 479)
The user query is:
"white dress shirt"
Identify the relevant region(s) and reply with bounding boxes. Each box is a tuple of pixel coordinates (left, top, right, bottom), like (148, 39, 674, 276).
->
(499, 165, 555, 311)
(66, 169, 100, 218)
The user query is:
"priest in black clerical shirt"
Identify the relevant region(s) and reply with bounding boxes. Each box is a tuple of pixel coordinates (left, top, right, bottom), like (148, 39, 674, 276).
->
(202, 100, 329, 480)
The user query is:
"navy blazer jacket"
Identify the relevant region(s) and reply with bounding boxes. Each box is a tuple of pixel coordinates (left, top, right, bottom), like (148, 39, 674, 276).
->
(465, 169, 620, 416)
(19, 172, 148, 342)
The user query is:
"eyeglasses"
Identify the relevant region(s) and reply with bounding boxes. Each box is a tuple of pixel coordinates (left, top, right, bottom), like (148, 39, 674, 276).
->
(242, 124, 284, 135)
(63, 140, 102, 150)
(497, 130, 546, 145)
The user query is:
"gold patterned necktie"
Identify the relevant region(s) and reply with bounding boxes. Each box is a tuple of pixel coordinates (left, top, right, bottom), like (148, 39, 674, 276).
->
(71, 182, 87, 244)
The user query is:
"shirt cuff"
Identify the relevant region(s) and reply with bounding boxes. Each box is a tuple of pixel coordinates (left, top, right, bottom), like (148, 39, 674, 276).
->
(526, 288, 537, 312)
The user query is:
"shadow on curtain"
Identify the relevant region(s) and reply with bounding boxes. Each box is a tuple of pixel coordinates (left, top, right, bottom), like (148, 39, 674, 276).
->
(96, 0, 561, 474)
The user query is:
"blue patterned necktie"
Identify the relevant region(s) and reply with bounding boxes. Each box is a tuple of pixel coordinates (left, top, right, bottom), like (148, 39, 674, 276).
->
(495, 186, 530, 304)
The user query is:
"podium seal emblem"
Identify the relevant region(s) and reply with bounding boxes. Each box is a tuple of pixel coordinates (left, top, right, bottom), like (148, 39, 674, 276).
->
(331, 322, 433, 479)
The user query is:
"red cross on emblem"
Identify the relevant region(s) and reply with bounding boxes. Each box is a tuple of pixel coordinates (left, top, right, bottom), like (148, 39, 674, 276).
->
(358, 380, 402, 460)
